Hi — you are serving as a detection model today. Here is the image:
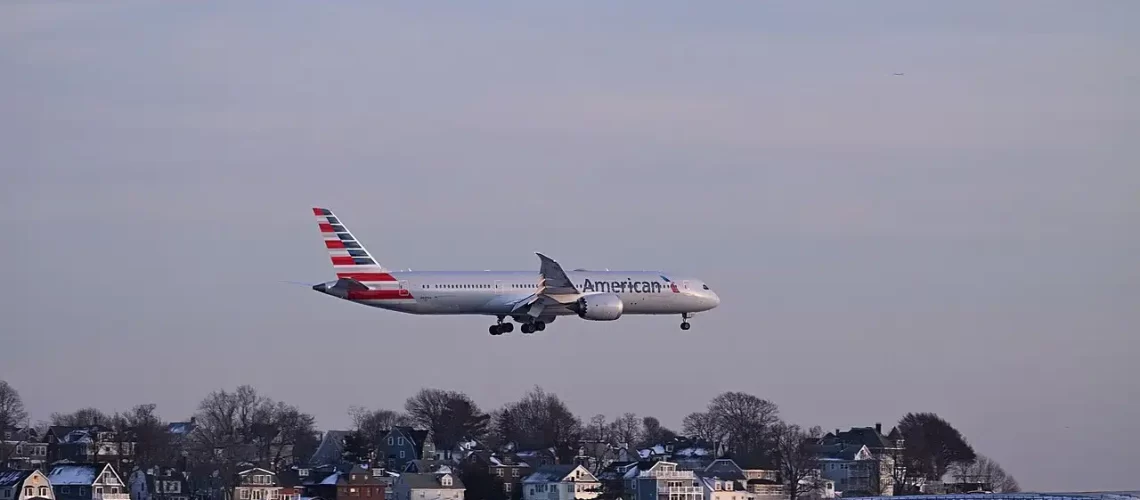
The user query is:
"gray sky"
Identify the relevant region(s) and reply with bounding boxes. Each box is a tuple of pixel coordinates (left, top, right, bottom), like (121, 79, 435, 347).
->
(1, 0, 1137, 492)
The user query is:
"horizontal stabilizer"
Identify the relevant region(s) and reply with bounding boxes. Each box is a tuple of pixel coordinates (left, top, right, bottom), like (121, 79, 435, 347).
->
(332, 277, 370, 292)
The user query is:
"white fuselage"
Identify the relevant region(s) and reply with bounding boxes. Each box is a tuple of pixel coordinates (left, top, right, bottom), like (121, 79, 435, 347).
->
(315, 270, 719, 318)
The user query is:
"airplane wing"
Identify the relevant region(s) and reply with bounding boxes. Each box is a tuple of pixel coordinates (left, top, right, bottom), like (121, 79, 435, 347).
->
(501, 253, 581, 319)
(535, 252, 579, 295)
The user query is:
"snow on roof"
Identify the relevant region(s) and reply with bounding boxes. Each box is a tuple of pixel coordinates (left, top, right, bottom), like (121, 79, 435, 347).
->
(523, 465, 577, 484)
(0, 471, 34, 488)
(674, 448, 710, 458)
(49, 464, 102, 486)
(320, 473, 340, 485)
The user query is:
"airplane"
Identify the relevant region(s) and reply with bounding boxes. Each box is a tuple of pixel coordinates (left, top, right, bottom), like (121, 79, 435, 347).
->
(304, 207, 720, 335)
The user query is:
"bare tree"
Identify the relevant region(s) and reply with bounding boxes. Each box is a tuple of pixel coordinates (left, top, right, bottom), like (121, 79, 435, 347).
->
(639, 417, 677, 448)
(772, 422, 823, 500)
(0, 381, 30, 464)
(582, 414, 611, 472)
(405, 389, 490, 450)
(608, 413, 641, 448)
(682, 412, 722, 452)
(707, 392, 780, 465)
(265, 402, 319, 469)
(949, 455, 1020, 493)
(0, 381, 28, 434)
(349, 407, 411, 449)
(495, 386, 582, 462)
(115, 403, 173, 470)
(50, 407, 111, 427)
(188, 384, 279, 498)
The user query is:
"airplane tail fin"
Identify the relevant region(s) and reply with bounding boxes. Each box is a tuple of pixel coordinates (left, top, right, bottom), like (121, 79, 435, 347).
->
(311, 207, 397, 284)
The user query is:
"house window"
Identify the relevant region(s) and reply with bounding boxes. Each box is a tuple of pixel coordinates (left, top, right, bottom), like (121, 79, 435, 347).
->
(39, 488, 49, 497)
(241, 489, 251, 499)
(398, 437, 405, 446)
(388, 437, 394, 446)
(63, 487, 72, 495)
(399, 451, 405, 459)
(24, 488, 33, 498)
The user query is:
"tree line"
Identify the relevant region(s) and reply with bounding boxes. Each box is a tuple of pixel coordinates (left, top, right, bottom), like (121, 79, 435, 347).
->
(0, 379, 1018, 496)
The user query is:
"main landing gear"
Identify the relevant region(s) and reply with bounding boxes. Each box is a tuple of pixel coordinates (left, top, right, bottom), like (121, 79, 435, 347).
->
(489, 316, 514, 336)
(680, 313, 692, 331)
(519, 320, 546, 334)
(488, 316, 545, 335)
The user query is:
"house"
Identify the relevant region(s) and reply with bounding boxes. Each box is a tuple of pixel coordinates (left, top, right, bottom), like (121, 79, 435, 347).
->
(811, 444, 878, 496)
(310, 431, 351, 467)
(594, 461, 642, 499)
(698, 461, 745, 482)
(0, 469, 55, 500)
(391, 472, 464, 500)
(129, 468, 191, 500)
(48, 463, 128, 500)
(739, 470, 783, 500)
(300, 465, 386, 500)
(296, 464, 342, 499)
(377, 428, 431, 472)
(522, 465, 600, 500)
(430, 439, 480, 463)
(233, 468, 282, 500)
(43, 428, 134, 467)
(629, 462, 701, 500)
(817, 424, 900, 496)
(514, 450, 556, 469)
(697, 476, 753, 500)
(403, 461, 449, 475)
(485, 454, 532, 498)
(1, 429, 47, 470)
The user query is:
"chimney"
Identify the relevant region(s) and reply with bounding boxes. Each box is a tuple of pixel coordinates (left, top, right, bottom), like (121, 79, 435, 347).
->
(875, 423, 882, 434)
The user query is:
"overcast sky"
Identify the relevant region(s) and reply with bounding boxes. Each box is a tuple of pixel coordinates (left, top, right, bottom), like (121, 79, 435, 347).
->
(1, 0, 1137, 492)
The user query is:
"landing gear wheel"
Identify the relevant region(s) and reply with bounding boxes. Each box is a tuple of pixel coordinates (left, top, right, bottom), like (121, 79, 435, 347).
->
(521, 323, 535, 334)
(680, 322, 691, 331)
(680, 312, 692, 331)
(534, 321, 546, 332)
(489, 325, 501, 335)
(501, 322, 514, 333)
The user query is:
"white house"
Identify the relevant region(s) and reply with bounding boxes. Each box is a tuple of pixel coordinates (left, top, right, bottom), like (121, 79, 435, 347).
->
(234, 468, 281, 500)
(391, 472, 464, 500)
(0, 470, 55, 500)
(48, 463, 128, 500)
(699, 476, 753, 500)
(522, 465, 600, 500)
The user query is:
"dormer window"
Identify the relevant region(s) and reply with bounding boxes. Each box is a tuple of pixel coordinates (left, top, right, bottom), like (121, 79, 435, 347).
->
(440, 475, 452, 487)
(299, 469, 309, 477)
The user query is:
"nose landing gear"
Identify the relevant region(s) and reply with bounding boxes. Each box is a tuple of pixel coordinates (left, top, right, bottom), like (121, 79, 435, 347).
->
(680, 312, 692, 331)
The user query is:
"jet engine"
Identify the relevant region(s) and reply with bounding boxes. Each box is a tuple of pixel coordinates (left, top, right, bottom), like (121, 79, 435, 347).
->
(575, 293, 624, 321)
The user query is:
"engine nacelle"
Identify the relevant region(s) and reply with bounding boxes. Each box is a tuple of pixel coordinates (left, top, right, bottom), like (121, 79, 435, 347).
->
(576, 293, 624, 321)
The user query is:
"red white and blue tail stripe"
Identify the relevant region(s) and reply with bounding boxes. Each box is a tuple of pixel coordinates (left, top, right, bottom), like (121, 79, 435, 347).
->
(312, 207, 400, 290)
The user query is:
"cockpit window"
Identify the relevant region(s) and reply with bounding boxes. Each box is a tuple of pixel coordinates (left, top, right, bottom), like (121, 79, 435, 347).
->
(702, 284, 710, 290)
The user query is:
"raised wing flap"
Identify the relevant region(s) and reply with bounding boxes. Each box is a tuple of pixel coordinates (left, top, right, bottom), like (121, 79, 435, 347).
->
(535, 252, 579, 295)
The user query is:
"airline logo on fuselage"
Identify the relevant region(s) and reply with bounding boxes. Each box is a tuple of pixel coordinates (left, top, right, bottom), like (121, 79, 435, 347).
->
(581, 278, 671, 294)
